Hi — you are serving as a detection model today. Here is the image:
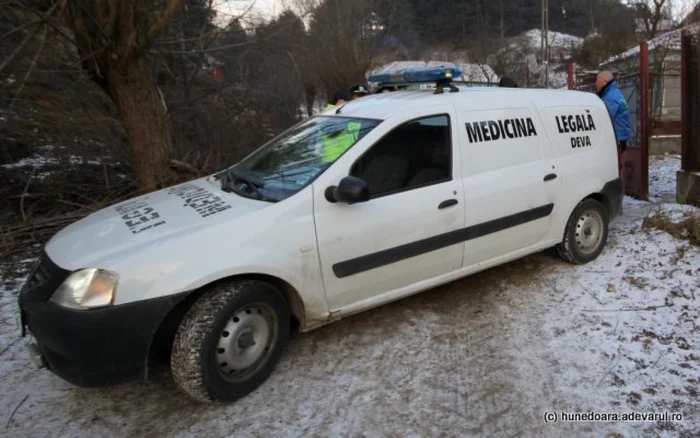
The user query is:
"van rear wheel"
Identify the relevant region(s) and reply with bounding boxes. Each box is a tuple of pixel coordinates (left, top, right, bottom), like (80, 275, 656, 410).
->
(557, 198, 609, 264)
(171, 280, 290, 403)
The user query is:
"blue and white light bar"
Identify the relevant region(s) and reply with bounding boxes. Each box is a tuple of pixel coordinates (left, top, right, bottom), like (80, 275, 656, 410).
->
(368, 66, 463, 87)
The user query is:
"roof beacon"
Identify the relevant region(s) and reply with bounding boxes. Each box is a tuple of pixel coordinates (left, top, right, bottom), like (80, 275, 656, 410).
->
(368, 66, 462, 95)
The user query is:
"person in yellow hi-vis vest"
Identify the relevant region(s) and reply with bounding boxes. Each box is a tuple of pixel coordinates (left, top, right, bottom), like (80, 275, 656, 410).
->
(325, 90, 348, 111)
(322, 121, 362, 163)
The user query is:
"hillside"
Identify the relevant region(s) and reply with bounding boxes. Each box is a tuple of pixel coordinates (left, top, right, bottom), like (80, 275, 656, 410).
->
(491, 28, 585, 88)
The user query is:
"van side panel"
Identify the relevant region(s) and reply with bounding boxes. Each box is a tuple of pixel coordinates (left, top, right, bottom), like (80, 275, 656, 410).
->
(455, 101, 561, 267)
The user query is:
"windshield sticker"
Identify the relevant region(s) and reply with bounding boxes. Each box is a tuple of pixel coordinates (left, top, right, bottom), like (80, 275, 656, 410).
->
(168, 184, 231, 218)
(555, 110, 596, 148)
(115, 199, 166, 234)
(465, 117, 537, 144)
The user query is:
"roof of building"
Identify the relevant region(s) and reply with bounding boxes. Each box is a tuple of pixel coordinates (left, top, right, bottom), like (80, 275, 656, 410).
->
(601, 22, 700, 66)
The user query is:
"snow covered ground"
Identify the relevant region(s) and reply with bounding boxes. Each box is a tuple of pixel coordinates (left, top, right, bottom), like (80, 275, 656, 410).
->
(517, 28, 584, 53)
(1, 157, 699, 437)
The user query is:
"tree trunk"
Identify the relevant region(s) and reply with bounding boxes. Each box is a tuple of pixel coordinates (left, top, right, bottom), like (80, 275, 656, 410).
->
(65, 0, 182, 192)
(107, 58, 172, 190)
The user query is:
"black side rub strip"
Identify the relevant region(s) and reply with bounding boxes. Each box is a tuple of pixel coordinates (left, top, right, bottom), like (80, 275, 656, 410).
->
(333, 203, 554, 278)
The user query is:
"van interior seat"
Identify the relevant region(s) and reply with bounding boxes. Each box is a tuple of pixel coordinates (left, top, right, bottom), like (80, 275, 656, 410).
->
(406, 167, 447, 187)
(362, 154, 410, 195)
(353, 123, 451, 195)
(405, 132, 450, 187)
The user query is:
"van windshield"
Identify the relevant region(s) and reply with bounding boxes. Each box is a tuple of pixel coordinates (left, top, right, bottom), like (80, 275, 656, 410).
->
(216, 116, 381, 202)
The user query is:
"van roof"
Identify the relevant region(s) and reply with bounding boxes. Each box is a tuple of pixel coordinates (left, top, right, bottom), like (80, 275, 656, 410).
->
(332, 88, 601, 120)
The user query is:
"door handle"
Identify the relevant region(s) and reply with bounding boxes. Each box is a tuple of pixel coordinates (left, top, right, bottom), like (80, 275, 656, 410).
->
(438, 199, 459, 209)
(544, 173, 557, 182)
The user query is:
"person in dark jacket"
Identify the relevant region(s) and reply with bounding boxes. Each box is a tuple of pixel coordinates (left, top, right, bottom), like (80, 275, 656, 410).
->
(350, 84, 370, 99)
(595, 70, 631, 153)
(325, 90, 349, 110)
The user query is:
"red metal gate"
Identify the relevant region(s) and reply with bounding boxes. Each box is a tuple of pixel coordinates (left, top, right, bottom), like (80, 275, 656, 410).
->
(682, 30, 700, 172)
(572, 43, 650, 199)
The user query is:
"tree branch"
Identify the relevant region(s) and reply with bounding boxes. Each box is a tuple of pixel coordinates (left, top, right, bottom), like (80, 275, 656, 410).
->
(96, 0, 118, 39)
(0, 1, 58, 74)
(10, 25, 48, 109)
(0, 22, 41, 74)
(144, 0, 183, 47)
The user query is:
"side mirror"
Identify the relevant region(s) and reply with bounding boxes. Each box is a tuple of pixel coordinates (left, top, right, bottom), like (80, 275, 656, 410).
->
(325, 176, 370, 204)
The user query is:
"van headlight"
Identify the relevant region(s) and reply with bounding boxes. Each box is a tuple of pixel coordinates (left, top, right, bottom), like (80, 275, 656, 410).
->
(50, 269, 118, 310)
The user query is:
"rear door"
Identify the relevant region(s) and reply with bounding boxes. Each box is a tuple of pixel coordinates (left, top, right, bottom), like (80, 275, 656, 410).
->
(456, 97, 562, 267)
(537, 102, 615, 195)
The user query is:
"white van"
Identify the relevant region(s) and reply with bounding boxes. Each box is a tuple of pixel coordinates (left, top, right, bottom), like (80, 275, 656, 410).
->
(18, 86, 623, 403)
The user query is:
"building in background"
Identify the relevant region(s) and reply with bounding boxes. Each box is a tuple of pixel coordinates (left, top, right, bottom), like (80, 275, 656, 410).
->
(600, 22, 700, 124)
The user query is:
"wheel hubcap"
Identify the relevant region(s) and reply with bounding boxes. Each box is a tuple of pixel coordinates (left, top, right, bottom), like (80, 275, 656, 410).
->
(216, 305, 274, 377)
(575, 210, 603, 255)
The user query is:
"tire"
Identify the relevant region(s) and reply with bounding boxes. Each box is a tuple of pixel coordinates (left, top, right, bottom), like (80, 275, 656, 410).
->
(171, 280, 290, 403)
(557, 198, 609, 264)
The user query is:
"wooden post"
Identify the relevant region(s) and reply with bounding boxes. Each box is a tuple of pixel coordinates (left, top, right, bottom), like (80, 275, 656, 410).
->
(567, 60, 574, 89)
(640, 41, 650, 200)
(526, 68, 530, 88)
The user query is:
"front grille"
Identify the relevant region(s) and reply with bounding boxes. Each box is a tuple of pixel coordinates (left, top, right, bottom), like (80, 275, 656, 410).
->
(20, 251, 71, 303)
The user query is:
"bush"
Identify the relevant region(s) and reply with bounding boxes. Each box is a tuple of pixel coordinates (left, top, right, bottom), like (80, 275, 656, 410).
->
(642, 206, 700, 245)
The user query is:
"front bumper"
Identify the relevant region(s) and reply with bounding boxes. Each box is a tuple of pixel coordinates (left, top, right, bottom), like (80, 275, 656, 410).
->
(18, 252, 187, 387)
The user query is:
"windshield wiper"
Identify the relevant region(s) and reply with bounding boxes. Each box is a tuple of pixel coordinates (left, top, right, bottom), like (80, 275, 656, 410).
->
(219, 168, 268, 201)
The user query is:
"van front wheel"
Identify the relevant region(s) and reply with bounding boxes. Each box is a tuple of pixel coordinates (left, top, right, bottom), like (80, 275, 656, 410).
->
(557, 198, 609, 264)
(171, 280, 290, 403)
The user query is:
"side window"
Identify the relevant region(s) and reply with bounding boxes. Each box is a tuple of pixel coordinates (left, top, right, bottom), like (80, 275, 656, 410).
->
(350, 115, 452, 197)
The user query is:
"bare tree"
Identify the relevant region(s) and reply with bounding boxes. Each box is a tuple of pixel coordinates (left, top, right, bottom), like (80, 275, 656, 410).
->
(631, 0, 669, 39)
(680, 0, 700, 24)
(64, 0, 184, 190)
(305, 0, 381, 97)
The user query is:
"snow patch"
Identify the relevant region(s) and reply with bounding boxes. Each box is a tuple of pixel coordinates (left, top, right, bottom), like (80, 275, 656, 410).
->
(69, 155, 103, 166)
(2, 154, 105, 171)
(649, 154, 681, 202)
(518, 28, 584, 51)
(495, 28, 583, 89)
(1, 155, 59, 169)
